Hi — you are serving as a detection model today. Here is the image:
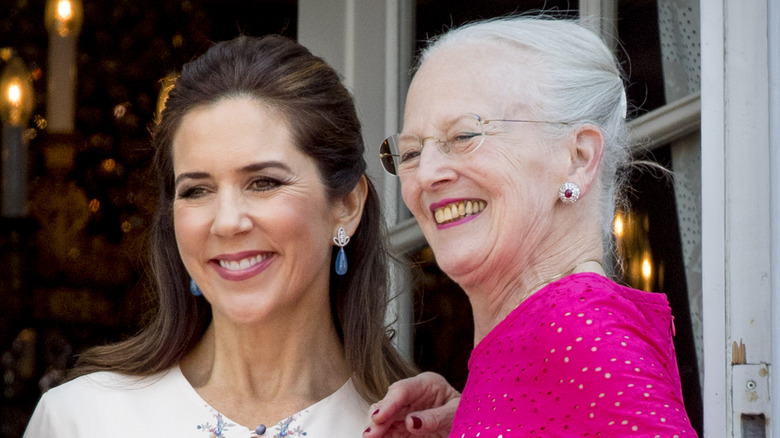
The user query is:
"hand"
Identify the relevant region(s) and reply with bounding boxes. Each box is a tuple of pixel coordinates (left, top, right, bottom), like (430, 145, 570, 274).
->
(363, 372, 460, 438)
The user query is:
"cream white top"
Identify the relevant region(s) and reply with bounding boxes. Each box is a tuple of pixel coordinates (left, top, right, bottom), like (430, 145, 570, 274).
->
(24, 365, 369, 437)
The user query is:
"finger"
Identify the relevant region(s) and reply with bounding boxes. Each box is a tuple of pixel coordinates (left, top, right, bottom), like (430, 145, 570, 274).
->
(370, 382, 419, 424)
(404, 397, 460, 436)
(363, 420, 411, 438)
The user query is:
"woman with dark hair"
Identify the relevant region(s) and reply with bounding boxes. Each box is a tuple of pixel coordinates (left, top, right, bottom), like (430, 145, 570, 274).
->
(25, 34, 415, 437)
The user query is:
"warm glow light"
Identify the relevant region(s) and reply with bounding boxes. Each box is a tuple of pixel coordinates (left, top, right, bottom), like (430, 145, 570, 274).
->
(57, 0, 73, 21)
(641, 257, 652, 280)
(0, 58, 34, 126)
(7, 83, 21, 106)
(89, 199, 101, 213)
(155, 73, 179, 125)
(46, 0, 83, 37)
(101, 159, 117, 172)
(613, 213, 624, 238)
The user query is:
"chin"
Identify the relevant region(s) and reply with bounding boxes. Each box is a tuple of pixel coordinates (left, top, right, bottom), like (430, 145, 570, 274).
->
(435, 255, 478, 283)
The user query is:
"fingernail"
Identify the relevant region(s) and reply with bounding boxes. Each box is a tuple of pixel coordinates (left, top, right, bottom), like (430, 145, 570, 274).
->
(364, 427, 371, 434)
(372, 409, 380, 416)
(412, 416, 422, 429)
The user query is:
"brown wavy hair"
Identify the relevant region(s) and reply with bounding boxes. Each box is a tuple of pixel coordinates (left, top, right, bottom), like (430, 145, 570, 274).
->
(72, 34, 416, 402)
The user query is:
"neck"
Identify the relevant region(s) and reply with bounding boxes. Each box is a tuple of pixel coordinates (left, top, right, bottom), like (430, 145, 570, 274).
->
(180, 310, 349, 428)
(466, 237, 606, 344)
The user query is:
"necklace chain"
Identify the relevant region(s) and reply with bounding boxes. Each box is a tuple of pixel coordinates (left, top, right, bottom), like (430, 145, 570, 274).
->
(515, 258, 603, 306)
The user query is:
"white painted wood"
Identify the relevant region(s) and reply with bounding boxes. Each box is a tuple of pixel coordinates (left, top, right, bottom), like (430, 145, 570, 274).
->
(769, 0, 780, 434)
(700, 0, 727, 435)
(702, 0, 774, 436)
(724, 1, 772, 435)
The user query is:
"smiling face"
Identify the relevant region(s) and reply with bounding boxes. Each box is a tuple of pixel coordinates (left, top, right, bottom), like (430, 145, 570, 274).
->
(399, 43, 574, 289)
(172, 97, 340, 325)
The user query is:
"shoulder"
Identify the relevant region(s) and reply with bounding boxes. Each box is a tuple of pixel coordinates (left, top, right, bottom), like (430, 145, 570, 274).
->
(24, 368, 182, 436)
(535, 273, 673, 338)
(47, 368, 176, 400)
(298, 379, 371, 436)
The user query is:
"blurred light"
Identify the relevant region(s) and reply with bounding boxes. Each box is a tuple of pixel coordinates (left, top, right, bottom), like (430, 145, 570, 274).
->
(121, 221, 132, 233)
(45, 0, 83, 37)
(89, 199, 100, 213)
(641, 256, 652, 280)
(0, 48, 12, 62)
(101, 159, 117, 173)
(0, 58, 34, 126)
(8, 84, 21, 105)
(57, 0, 73, 21)
(113, 104, 127, 119)
(613, 212, 624, 238)
(34, 115, 48, 130)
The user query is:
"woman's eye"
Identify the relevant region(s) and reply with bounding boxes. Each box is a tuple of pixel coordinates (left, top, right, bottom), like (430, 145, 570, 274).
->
(176, 186, 208, 199)
(249, 177, 281, 191)
(400, 149, 421, 163)
(451, 132, 481, 144)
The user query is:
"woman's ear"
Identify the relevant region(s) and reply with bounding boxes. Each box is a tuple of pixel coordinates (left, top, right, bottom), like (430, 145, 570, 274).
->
(567, 124, 605, 196)
(333, 175, 368, 237)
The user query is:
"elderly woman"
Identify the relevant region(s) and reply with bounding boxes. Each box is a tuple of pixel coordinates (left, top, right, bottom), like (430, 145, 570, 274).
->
(24, 35, 415, 437)
(365, 17, 696, 437)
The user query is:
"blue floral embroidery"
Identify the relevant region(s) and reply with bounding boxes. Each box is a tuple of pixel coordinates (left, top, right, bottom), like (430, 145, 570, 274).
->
(197, 412, 239, 438)
(197, 407, 309, 437)
(272, 414, 308, 437)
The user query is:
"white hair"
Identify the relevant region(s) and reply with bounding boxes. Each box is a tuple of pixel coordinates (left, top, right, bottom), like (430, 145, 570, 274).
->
(419, 16, 630, 255)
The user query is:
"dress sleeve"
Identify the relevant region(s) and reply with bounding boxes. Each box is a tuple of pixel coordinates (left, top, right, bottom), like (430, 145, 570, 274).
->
(535, 292, 696, 436)
(24, 392, 65, 438)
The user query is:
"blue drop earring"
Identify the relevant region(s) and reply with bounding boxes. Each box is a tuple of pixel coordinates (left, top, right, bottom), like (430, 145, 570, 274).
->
(333, 227, 350, 276)
(189, 278, 203, 296)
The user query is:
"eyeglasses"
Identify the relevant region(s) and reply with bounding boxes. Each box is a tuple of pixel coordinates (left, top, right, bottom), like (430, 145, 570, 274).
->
(379, 113, 569, 175)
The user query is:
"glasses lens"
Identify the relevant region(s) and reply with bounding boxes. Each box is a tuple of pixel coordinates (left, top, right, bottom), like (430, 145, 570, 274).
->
(379, 137, 398, 175)
(444, 114, 484, 156)
(396, 133, 423, 166)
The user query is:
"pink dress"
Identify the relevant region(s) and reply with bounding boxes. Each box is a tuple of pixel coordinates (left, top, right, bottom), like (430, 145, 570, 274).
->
(450, 273, 697, 437)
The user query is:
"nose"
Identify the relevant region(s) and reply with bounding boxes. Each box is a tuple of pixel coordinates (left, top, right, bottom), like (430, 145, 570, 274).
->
(414, 138, 457, 190)
(210, 191, 253, 237)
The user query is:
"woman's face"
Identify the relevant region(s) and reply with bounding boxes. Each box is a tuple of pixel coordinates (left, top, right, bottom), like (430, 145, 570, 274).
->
(172, 97, 340, 325)
(399, 44, 573, 289)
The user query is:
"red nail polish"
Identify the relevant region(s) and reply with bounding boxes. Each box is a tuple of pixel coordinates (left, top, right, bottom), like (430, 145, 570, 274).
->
(373, 409, 380, 416)
(412, 416, 422, 429)
(364, 427, 371, 434)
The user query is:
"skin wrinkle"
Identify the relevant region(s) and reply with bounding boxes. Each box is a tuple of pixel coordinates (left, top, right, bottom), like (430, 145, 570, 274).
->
(401, 43, 606, 343)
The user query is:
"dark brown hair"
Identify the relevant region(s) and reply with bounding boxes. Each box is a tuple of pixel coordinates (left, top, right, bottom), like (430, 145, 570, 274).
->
(73, 34, 416, 402)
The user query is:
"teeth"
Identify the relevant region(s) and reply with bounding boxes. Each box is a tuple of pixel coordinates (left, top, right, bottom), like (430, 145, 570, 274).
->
(219, 254, 268, 271)
(433, 200, 486, 224)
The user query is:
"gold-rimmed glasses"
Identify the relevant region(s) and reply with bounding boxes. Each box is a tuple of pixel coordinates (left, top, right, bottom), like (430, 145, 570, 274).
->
(379, 113, 569, 175)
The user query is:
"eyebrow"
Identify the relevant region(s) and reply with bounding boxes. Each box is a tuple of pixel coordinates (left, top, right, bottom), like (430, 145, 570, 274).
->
(173, 161, 293, 188)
